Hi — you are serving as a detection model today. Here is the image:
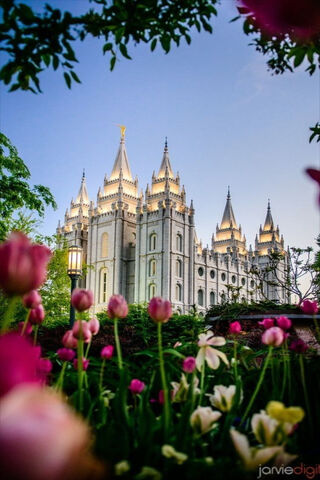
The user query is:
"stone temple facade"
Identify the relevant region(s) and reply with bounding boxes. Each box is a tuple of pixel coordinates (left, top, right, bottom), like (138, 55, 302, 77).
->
(58, 133, 290, 314)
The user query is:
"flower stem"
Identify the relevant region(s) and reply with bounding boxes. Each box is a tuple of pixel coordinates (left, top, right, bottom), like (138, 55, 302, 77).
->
(299, 355, 312, 426)
(158, 322, 169, 438)
(242, 346, 273, 424)
(55, 361, 67, 392)
(313, 313, 320, 343)
(114, 318, 123, 371)
(33, 325, 39, 345)
(198, 362, 206, 406)
(77, 321, 84, 412)
(21, 310, 31, 336)
(1, 296, 19, 333)
(99, 359, 106, 393)
(233, 339, 238, 382)
(85, 339, 91, 359)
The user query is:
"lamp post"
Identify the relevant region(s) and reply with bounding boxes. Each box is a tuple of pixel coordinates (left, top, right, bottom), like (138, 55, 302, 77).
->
(67, 245, 83, 327)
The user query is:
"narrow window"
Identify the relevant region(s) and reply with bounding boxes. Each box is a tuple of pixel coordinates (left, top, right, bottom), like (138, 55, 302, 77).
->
(176, 259, 182, 277)
(210, 291, 215, 305)
(149, 233, 157, 251)
(198, 289, 204, 306)
(148, 283, 156, 300)
(101, 232, 108, 258)
(176, 233, 183, 252)
(176, 283, 182, 301)
(149, 259, 156, 276)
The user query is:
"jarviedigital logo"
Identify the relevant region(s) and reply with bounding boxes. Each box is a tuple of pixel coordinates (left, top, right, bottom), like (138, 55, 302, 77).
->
(257, 463, 320, 479)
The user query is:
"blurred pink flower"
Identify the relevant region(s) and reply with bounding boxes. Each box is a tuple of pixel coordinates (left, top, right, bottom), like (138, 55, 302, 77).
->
(0, 385, 94, 480)
(258, 318, 274, 329)
(229, 321, 241, 334)
(23, 290, 42, 309)
(129, 379, 145, 395)
(17, 321, 33, 336)
(0, 333, 42, 397)
(62, 330, 78, 349)
(107, 294, 128, 319)
(88, 317, 100, 335)
(290, 339, 309, 354)
(37, 358, 52, 384)
(306, 168, 320, 206)
(262, 327, 284, 347)
(183, 356, 196, 374)
(238, 0, 320, 42)
(57, 348, 76, 362)
(276, 316, 292, 330)
(148, 297, 172, 324)
(158, 389, 165, 405)
(101, 345, 114, 360)
(300, 299, 319, 315)
(71, 288, 93, 312)
(72, 320, 92, 343)
(0, 232, 51, 295)
(173, 341, 182, 348)
(29, 304, 45, 325)
(73, 358, 89, 371)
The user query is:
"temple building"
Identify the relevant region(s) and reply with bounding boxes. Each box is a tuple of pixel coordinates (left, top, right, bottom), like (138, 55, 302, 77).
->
(58, 131, 290, 314)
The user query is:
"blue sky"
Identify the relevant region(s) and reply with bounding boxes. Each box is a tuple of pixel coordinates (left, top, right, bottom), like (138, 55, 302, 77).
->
(1, 0, 319, 251)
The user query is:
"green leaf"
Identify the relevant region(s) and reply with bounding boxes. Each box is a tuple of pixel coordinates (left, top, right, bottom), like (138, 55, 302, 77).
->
(119, 43, 131, 60)
(70, 70, 81, 84)
(150, 38, 157, 52)
(42, 54, 51, 67)
(63, 72, 71, 89)
(110, 56, 116, 71)
(293, 49, 305, 68)
(103, 43, 113, 53)
(52, 56, 59, 71)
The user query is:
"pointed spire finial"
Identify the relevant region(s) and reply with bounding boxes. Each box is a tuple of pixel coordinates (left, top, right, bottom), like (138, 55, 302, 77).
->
(227, 186, 231, 200)
(116, 124, 126, 139)
(165, 136, 168, 150)
(267, 198, 271, 210)
(82, 168, 85, 180)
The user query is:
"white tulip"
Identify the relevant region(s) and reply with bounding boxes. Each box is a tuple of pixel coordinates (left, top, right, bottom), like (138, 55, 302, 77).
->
(209, 385, 239, 412)
(190, 407, 222, 435)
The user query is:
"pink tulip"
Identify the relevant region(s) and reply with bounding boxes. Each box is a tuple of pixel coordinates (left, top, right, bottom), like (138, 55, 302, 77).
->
(62, 330, 78, 349)
(37, 358, 52, 384)
(73, 358, 89, 371)
(0, 385, 94, 480)
(262, 326, 284, 347)
(183, 356, 196, 374)
(88, 317, 100, 335)
(0, 232, 51, 295)
(72, 320, 92, 343)
(29, 304, 45, 325)
(306, 168, 320, 205)
(276, 316, 292, 330)
(18, 321, 33, 336)
(258, 318, 274, 329)
(300, 299, 319, 315)
(23, 290, 42, 309)
(238, 0, 320, 42)
(290, 339, 309, 354)
(57, 348, 76, 362)
(101, 345, 114, 360)
(229, 321, 241, 334)
(107, 294, 128, 319)
(148, 297, 172, 324)
(129, 379, 145, 395)
(71, 288, 94, 312)
(0, 333, 42, 397)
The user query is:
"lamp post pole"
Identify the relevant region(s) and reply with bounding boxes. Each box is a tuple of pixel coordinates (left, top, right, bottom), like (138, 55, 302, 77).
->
(67, 245, 83, 328)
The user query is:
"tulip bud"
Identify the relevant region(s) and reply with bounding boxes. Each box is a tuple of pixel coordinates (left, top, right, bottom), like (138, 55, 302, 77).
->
(300, 299, 318, 315)
(17, 321, 33, 336)
(72, 320, 92, 343)
(107, 294, 128, 319)
(182, 356, 196, 374)
(262, 326, 284, 347)
(71, 288, 93, 312)
(148, 297, 172, 324)
(276, 316, 292, 330)
(0, 232, 51, 295)
(88, 317, 100, 335)
(289, 339, 309, 354)
(57, 348, 76, 362)
(258, 318, 274, 329)
(23, 290, 42, 309)
(62, 330, 78, 349)
(229, 321, 241, 334)
(101, 345, 114, 360)
(129, 379, 145, 395)
(29, 304, 45, 325)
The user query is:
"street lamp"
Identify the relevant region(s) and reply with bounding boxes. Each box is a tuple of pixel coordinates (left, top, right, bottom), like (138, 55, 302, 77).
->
(67, 245, 83, 327)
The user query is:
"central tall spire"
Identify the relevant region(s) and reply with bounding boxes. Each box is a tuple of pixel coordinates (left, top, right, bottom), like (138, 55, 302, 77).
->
(263, 199, 274, 231)
(110, 131, 133, 181)
(157, 137, 174, 179)
(75, 169, 89, 204)
(220, 186, 237, 229)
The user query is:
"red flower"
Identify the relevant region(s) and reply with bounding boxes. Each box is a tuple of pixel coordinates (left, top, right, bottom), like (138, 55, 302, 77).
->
(57, 348, 76, 362)
(300, 299, 319, 315)
(101, 345, 114, 360)
(262, 326, 284, 346)
(0, 232, 51, 295)
(88, 317, 100, 335)
(129, 379, 145, 395)
(72, 320, 92, 343)
(23, 290, 42, 309)
(258, 318, 274, 329)
(62, 330, 78, 349)
(148, 297, 172, 324)
(182, 356, 196, 374)
(276, 316, 292, 330)
(73, 358, 89, 371)
(290, 339, 309, 353)
(229, 321, 242, 334)
(71, 288, 93, 312)
(107, 294, 128, 319)
(306, 168, 320, 205)
(29, 304, 45, 325)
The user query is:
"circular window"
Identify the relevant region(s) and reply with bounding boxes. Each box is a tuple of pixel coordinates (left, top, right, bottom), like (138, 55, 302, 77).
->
(250, 280, 255, 288)
(231, 275, 236, 284)
(241, 278, 246, 286)
(198, 267, 204, 277)
(210, 269, 215, 279)
(221, 273, 226, 281)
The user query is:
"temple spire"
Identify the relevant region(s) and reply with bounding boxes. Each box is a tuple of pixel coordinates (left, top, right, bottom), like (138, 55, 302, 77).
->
(157, 137, 174, 179)
(263, 199, 274, 231)
(220, 187, 237, 229)
(75, 171, 89, 204)
(110, 131, 133, 181)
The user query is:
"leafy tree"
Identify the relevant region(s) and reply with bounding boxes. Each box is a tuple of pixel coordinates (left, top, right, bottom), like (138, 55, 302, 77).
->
(312, 234, 320, 301)
(0, 133, 57, 240)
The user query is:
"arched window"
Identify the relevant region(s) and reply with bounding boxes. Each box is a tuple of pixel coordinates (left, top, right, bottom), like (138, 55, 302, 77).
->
(176, 283, 182, 301)
(176, 259, 182, 277)
(198, 289, 204, 306)
(148, 283, 156, 300)
(210, 291, 215, 305)
(149, 233, 157, 251)
(176, 233, 183, 252)
(149, 259, 156, 276)
(100, 268, 108, 303)
(101, 232, 108, 258)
